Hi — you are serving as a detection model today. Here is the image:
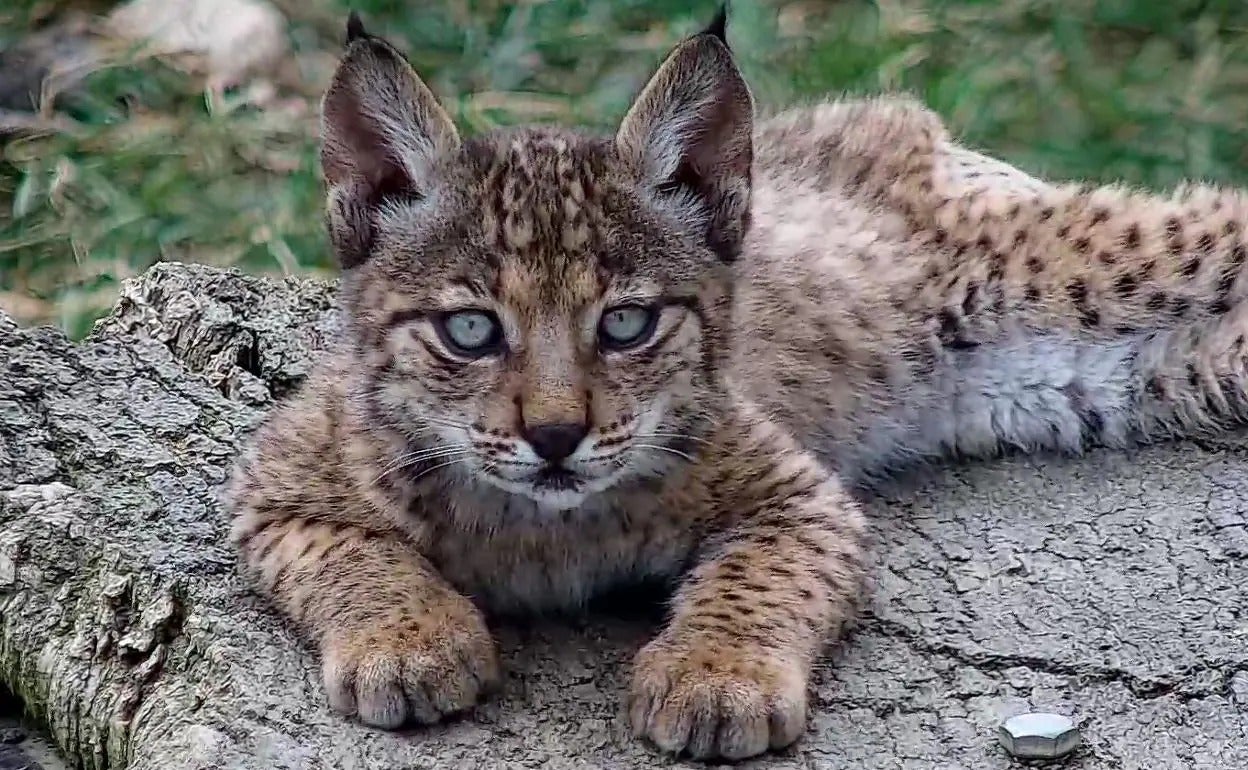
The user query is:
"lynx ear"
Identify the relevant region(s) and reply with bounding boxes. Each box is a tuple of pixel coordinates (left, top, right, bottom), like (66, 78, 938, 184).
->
(615, 11, 753, 261)
(320, 13, 460, 268)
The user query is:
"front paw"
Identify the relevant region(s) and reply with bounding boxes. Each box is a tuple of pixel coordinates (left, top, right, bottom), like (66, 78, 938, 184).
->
(627, 633, 809, 760)
(320, 605, 500, 729)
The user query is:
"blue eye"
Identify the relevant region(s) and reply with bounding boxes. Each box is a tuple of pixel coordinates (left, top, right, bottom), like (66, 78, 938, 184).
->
(438, 310, 502, 355)
(599, 305, 657, 350)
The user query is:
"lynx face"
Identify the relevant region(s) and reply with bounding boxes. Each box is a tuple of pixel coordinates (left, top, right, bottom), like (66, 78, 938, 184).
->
(321, 26, 753, 509)
(346, 133, 732, 509)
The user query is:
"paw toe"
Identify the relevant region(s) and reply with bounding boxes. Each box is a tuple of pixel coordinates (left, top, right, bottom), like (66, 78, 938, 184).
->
(354, 658, 409, 729)
(717, 709, 770, 760)
(683, 688, 724, 759)
(321, 650, 358, 716)
(408, 655, 479, 716)
(768, 697, 807, 750)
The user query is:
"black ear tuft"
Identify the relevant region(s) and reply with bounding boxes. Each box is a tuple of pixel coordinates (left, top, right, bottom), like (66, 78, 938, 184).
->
(617, 4, 752, 263)
(345, 11, 369, 45)
(701, 3, 729, 48)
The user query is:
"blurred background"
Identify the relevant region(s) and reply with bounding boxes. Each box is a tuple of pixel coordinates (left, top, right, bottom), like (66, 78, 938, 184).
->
(1, 0, 1246, 338)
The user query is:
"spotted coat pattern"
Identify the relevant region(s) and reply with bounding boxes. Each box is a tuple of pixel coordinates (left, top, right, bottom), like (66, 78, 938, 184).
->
(226, 14, 1248, 763)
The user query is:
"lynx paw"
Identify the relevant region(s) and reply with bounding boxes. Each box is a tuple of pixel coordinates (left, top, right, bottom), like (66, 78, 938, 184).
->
(627, 634, 808, 760)
(320, 606, 500, 729)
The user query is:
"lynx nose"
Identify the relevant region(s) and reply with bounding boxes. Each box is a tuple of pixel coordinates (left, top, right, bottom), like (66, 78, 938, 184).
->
(523, 422, 588, 463)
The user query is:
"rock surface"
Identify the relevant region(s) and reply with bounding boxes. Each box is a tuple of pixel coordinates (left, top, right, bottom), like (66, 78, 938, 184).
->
(1, 262, 1246, 769)
(0, 710, 68, 770)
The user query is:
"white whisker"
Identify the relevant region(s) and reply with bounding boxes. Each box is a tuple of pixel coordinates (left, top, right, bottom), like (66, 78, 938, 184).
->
(380, 444, 471, 467)
(633, 432, 714, 447)
(408, 457, 472, 485)
(421, 416, 472, 430)
(632, 443, 695, 463)
(372, 446, 472, 483)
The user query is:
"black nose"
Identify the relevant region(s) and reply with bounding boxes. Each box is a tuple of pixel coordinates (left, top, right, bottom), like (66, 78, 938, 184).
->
(523, 422, 588, 463)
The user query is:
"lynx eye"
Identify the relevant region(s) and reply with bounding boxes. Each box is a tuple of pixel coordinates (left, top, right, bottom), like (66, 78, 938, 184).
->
(599, 304, 657, 350)
(437, 310, 502, 355)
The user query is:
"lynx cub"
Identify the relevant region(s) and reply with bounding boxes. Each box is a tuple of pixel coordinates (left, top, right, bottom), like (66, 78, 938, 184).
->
(228, 10, 1248, 761)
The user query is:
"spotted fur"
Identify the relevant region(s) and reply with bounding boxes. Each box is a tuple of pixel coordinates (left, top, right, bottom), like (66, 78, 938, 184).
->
(227, 13, 1248, 762)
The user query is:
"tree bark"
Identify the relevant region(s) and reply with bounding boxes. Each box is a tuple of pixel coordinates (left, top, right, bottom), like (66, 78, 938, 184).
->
(1, 262, 1245, 769)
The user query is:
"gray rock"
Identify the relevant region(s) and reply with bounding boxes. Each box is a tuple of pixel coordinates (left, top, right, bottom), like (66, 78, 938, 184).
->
(0, 714, 66, 770)
(1, 261, 1246, 769)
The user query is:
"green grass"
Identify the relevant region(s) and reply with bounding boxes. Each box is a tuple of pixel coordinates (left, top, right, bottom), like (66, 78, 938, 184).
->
(2, 0, 1248, 336)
